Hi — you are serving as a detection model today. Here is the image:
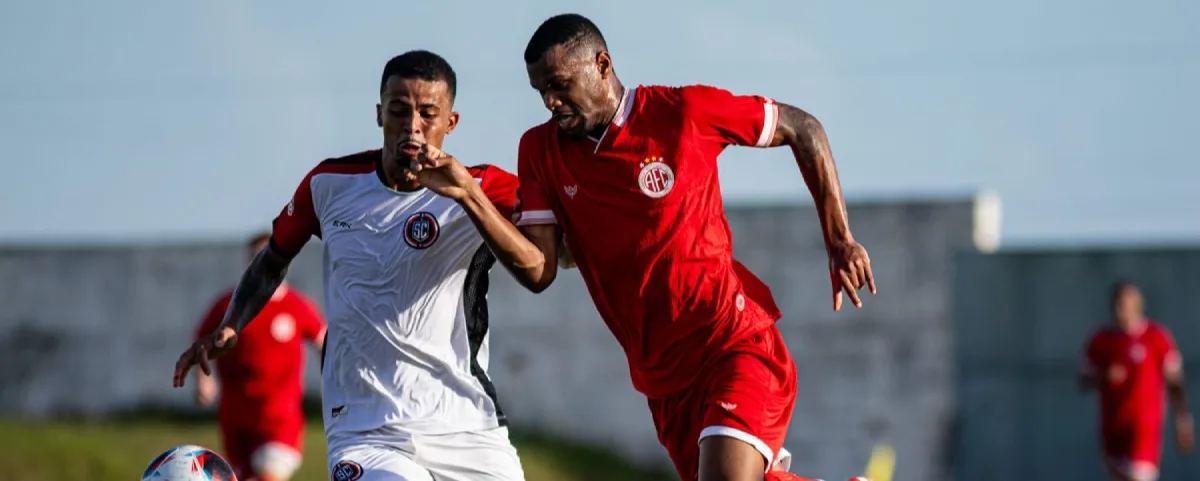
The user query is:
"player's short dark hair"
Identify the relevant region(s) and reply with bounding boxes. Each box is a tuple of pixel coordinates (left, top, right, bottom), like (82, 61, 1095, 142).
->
(380, 50, 457, 101)
(247, 231, 272, 251)
(524, 13, 608, 64)
(1109, 280, 1139, 305)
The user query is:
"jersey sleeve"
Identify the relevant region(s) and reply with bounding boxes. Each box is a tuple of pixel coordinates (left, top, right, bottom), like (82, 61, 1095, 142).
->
(1160, 326, 1183, 375)
(291, 293, 327, 343)
(470, 164, 520, 222)
(195, 292, 232, 339)
(271, 169, 322, 258)
(680, 84, 780, 148)
(514, 130, 558, 227)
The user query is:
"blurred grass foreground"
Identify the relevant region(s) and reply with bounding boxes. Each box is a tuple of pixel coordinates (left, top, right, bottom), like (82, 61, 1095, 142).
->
(0, 418, 672, 481)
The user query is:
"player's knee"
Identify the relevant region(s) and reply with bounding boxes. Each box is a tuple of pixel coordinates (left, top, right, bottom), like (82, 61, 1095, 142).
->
(250, 442, 302, 481)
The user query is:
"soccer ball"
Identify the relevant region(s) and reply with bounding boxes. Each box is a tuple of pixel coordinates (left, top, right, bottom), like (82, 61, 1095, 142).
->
(141, 444, 237, 481)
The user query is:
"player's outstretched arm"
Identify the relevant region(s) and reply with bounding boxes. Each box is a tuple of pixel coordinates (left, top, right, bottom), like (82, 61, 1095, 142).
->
(1164, 342, 1195, 452)
(773, 103, 876, 309)
(1167, 368, 1191, 416)
(219, 245, 292, 333)
(771, 104, 851, 248)
(172, 245, 292, 387)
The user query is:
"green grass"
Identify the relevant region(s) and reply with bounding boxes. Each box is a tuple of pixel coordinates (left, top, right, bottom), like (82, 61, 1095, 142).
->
(0, 419, 673, 481)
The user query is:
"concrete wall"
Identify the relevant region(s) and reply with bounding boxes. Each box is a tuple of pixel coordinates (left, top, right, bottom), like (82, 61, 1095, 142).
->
(0, 197, 987, 480)
(953, 249, 1200, 481)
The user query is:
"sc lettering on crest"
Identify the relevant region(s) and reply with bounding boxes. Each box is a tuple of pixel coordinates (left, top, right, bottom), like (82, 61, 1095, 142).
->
(404, 212, 440, 249)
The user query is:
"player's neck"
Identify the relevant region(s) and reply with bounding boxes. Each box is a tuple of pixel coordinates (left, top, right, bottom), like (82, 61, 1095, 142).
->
(1116, 317, 1148, 335)
(588, 79, 627, 139)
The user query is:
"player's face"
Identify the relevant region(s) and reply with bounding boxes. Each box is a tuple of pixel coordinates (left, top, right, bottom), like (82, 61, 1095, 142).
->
(1113, 288, 1144, 326)
(527, 46, 616, 138)
(376, 76, 459, 188)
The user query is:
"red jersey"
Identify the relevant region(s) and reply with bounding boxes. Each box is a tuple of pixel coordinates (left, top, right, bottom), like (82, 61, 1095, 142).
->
(515, 84, 784, 397)
(195, 284, 326, 429)
(1082, 320, 1182, 431)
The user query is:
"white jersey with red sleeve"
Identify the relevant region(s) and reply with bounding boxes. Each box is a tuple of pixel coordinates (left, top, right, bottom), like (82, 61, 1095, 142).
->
(270, 149, 519, 442)
(513, 85, 783, 398)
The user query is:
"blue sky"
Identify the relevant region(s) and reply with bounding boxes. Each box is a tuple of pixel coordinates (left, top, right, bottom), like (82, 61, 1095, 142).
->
(1, 0, 1197, 246)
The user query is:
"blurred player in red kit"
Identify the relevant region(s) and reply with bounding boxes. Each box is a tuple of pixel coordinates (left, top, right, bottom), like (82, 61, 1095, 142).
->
(193, 232, 326, 481)
(407, 13, 875, 481)
(1080, 281, 1194, 481)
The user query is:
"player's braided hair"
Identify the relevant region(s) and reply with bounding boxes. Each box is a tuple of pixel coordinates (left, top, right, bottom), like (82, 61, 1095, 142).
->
(524, 13, 608, 64)
(380, 50, 457, 102)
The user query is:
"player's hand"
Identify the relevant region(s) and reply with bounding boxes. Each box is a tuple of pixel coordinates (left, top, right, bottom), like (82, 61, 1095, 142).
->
(827, 238, 876, 311)
(172, 326, 238, 388)
(1176, 413, 1195, 454)
(408, 145, 476, 201)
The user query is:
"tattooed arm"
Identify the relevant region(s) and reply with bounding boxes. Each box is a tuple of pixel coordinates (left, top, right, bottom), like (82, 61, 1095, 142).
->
(769, 104, 852, 246)
(218, 244, 291, 333)
(172, 244, 295, 387)
(771, 103, 875, 308)
(174, 163, 322, 388)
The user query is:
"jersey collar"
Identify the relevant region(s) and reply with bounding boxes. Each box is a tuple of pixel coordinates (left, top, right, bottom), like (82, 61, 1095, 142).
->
(591, 86, 638, 153)
(1118, 317, 1149, 336)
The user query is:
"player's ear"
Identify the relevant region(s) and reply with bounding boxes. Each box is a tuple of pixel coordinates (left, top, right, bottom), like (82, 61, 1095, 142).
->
(446, 111, 460, 134)
(376, 103, 383, 128)
(596, 51, 612, 79)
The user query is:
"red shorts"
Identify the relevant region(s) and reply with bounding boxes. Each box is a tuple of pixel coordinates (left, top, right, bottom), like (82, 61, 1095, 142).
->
(1102, 423, 1162, 478)
(647, 325, 798, 480)
(220, 420, 304, 479)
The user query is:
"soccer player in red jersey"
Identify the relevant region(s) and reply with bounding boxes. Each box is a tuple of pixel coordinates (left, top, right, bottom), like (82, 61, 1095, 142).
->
(192, 232, 327, 481)
(1080, 282, 1194, 481)
(407, 13, 875, 481)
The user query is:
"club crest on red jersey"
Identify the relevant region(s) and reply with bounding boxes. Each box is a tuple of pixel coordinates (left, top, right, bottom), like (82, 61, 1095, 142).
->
(1130, 343, 1146, 363)
(404, 212, 440, 249)
(271, 313, 296, 342)
(638, 157, 675, 198)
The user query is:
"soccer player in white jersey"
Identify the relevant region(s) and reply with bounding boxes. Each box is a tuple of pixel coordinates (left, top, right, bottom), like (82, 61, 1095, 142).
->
(173, 50, 527, 481)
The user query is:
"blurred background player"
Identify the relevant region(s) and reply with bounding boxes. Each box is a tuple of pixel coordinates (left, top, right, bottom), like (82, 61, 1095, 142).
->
(192, 231, 327, 481)
(175, 50, 527, 481)
(1080, 281, 1194, 481)
(408, 13, 875, 481)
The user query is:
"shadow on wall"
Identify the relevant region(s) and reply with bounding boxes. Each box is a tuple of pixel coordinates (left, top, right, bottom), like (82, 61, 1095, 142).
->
(0, 320, 64, 407)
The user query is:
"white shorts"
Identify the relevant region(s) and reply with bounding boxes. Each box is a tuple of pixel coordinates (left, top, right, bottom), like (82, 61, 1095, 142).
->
(327, 426, 525, 481)
(1104, 455, 1159, 481)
